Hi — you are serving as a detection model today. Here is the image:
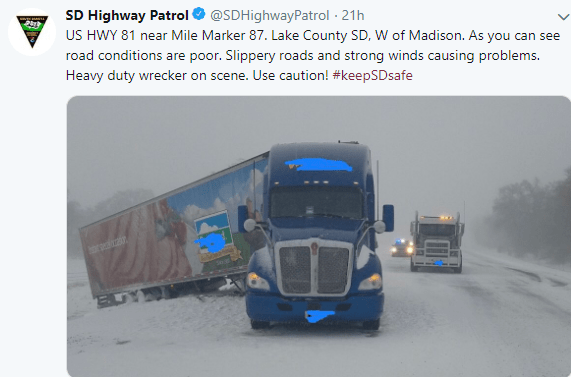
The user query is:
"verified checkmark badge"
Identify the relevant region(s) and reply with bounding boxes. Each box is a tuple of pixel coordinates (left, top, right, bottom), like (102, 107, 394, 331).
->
(192, 7, 205, 20)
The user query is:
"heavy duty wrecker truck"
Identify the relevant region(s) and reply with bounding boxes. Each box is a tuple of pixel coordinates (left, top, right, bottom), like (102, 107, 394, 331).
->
(410, 212, 464, 273)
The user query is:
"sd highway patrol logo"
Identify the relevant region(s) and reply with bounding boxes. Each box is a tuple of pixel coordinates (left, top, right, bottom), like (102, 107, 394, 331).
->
(17, 15, 48, 48)
(9, 9, 55, 55)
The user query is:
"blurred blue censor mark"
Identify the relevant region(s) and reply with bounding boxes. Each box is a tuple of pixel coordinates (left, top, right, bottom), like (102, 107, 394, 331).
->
(306, 310, 335, 323)
(194, 233, 225, 252)
(285, 158, 353, 172)
(434, 260, 443, 266)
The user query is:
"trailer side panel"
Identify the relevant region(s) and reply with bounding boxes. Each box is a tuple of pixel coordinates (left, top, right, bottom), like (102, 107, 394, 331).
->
(80, 157, 268, 298)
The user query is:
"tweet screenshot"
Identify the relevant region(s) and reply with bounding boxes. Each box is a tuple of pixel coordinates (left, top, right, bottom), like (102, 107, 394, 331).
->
(5, 1, 571, 376)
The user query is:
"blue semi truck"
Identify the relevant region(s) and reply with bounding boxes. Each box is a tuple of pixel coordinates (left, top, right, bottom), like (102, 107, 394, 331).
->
(238, 142, 394, 330)
(80, 141, 393, 327)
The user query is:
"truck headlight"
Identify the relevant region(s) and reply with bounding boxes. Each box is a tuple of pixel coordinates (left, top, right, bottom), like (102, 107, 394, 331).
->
(391, 247, 397, 253)
(407, 247, 413, 254)
(358, 273, 382, 290)
(247, 272, 270, 290)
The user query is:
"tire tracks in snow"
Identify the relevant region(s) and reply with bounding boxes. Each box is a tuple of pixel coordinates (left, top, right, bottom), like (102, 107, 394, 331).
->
(505, 267, 542, 282)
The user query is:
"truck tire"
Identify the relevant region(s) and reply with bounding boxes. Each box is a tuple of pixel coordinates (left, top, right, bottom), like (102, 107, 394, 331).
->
(363, 318, 380, 330)
(454, 261, 463, 274)
(410, 259, 418, 272)
(251, 320, 270, 329)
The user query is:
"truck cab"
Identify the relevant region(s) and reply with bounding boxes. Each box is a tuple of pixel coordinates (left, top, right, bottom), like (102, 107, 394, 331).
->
(239, 142, 394, 330)
(410, 211, 464, 273)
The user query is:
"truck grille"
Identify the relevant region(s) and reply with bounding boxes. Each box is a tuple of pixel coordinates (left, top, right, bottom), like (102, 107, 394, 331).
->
(426, 242, 448, 248)
(426, 248, 448, 253)
(277, 243, 352, 296)
(318, 247, 349, 293)
(425, 241, 449, 257)
(279, 247, 311, 293)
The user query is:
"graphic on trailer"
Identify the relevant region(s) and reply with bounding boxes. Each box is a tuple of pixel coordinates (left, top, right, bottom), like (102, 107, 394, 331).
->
(194, 211, 242, 262)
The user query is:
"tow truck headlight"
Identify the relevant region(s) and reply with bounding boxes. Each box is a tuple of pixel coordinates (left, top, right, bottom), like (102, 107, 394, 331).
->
(407, 247, 413, 254)
(358, 273, 382, 290)
(391, 247, 397, 253)
(247, 272, 270, 290)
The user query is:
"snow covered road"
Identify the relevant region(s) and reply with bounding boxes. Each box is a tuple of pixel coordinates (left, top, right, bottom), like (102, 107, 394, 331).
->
(67, 251, 571, 377)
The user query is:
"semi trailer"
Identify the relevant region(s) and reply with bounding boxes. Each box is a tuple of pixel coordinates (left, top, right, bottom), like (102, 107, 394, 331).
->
(79, 152, 269, 308)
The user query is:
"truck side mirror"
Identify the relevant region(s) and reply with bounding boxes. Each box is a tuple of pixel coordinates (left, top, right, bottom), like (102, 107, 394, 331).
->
(373, 221, 386, 234)
(238, 205, 248, 233)
(243, 218, 274, 249)
(382, 205, 394, 232)
(244, 219, 257, 233)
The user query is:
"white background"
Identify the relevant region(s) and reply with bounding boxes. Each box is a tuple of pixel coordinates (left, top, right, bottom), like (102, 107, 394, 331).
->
(3, 1, 570, 376)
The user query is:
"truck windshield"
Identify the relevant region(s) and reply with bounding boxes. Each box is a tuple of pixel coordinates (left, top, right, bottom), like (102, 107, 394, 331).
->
(270, 186, 363, 219)
(419, 224, 456, 236)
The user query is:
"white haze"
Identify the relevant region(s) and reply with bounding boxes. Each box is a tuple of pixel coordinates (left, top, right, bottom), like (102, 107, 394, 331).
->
(67, 97, 571, 251)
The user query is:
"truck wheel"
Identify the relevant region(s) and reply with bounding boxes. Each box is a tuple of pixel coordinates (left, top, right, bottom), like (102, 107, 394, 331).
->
(410, 260, 418, 272)
(454, 261, 463, 274)
(363, 318, 380, 330)
(251, 320, 270, 330)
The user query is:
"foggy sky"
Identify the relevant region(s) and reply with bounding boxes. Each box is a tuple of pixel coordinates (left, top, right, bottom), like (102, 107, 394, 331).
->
(67, 96, 571, 248)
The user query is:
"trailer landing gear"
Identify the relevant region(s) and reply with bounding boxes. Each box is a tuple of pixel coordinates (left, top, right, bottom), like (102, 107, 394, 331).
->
(230, 275, 247, 295)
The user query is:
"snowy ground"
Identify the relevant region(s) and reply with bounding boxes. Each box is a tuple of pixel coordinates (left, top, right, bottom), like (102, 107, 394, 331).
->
(68, 249, 571, 377)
